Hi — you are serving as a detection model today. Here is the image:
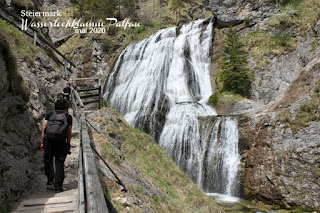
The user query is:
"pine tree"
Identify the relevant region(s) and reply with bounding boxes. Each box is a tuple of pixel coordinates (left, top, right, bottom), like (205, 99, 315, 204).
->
(170, 0, 185, 23)
(77, 0, 118, 21)
(220, 27, 250, 96)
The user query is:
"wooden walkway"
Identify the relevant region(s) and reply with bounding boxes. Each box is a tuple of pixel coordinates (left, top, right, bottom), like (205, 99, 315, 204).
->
(12, 190, 78, 213)
(12, 110, 80, 213)
(12, 83, 108, 213)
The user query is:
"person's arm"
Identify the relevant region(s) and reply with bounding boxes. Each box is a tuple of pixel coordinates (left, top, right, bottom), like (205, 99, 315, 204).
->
(40, 120, 48, 151)
(67, 125, 72, 150)
(61, 88, 70, 96)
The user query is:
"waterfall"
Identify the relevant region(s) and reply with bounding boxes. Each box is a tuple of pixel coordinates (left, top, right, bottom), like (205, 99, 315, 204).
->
(199, 117, 240, 202)
(104, 18, 240, 201)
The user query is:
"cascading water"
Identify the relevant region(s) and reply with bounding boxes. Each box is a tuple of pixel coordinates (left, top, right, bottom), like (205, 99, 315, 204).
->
(104, 18, 240, 201)
(199, 117, 240, 202)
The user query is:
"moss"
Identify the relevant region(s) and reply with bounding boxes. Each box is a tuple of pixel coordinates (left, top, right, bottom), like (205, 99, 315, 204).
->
(212, 91, 244, 111)
(268, 0, 320, 35)
(243, 0, 320, 69)
(291, 209, 304, 213)
(277, 110, 292, 123)
(0, 204, 11, 213)
(208, 94, 219, 106)
(0, 19, 37, 66)
(11, 0, 33, 10)
(312, 167, 320, 179)
(58, 34, 91, 57)
(290, 94, 320, 133)
(277, 81, 320, 134)
(311, 39, 318, 52)
(293, 173, 305, 183)
(0, 33, 30, 102)
(243, 31, 297, 69)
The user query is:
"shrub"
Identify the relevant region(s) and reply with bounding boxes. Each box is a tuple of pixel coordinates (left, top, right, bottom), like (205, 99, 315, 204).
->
(208, 94, 219, 105)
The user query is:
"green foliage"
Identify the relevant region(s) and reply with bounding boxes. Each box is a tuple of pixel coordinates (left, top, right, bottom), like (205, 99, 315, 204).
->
(75, 0, 142, 21)
(220, 28, 250, 96)
(268, 0, 320, 35)
(11, 0, 33, 10)
(277, 110, 292, 127)
(208, 94, 219, 106)
(243, 31, 297, 69)
(76, 0, 118, 21)
(277, 0, 304, 6)
(0, 19, 36, 66)
(0, 204, 11, 213)
(291, 208, 304, 213)
(169, 0, 189, 22)
(121, 0, 139, 18)
(208, 91, 243, 112)
(312, 167, 320, 179)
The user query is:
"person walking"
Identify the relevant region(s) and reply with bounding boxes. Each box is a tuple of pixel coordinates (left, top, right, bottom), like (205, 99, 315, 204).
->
(40, 98, 72, 193)
(61, 82, 71, 101)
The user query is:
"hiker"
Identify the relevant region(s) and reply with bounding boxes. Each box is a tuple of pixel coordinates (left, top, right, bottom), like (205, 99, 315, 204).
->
(61, 82, 71, 101)
(40, 98, 72, 193)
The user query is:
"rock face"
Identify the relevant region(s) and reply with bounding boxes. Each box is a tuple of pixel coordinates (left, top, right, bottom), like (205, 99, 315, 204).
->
(209, 0, 320, 209)
(0, 31, 66, 209)
(244, 53, 320, 208)
(0, 36, 39, 209)
(209, 0, 279, 27)
(238, 40, 320, 208)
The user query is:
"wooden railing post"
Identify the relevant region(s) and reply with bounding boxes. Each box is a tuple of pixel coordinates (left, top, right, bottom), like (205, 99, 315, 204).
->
(64, 59, 68, 76)
(98, 78, 102, 109)
(33, 31, 37, 45)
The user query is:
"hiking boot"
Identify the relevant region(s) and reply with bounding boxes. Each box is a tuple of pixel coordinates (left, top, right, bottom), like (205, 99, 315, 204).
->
(46, 181, 54, 190)
(55, 187, 64, 193)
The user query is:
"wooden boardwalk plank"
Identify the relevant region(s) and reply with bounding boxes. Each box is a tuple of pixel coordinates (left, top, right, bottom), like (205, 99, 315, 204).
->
(12, 108, 80, 213)
(18, 195, 76, 206)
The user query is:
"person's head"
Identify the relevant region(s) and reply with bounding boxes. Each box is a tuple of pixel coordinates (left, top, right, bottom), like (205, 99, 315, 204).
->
(54, 98, 69, 111)
(66, 82, 71, 87)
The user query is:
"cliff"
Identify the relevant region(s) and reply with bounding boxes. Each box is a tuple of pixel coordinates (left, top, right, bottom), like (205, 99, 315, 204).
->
(0, 13, 68, 211)
(208, 0, 320, 209)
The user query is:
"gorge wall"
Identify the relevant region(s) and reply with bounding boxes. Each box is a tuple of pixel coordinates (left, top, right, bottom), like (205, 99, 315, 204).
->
(0, 10, 68, 209)
(208, 0, 320, 209)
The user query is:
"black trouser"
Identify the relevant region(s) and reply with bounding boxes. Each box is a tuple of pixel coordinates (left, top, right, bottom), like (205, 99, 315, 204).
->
(44, 138, 67, 190)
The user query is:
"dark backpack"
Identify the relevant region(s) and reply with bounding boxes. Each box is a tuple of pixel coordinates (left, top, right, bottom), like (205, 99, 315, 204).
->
(45, 112, 68, 139)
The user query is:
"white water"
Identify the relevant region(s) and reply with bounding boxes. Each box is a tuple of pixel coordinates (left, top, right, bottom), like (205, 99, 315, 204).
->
(104, 18, 240, 199)
(206, 193, 240, 203)
(199, 117, 240, 198)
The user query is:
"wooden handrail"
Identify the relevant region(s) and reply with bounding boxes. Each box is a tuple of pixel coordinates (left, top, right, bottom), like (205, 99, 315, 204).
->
(78, 139, 85, 213)
(81, 113, 109, 213)
(80, 94, 100, 99)
(72, 87, 84, 108)
(71, 78, 99, 81)
(71, 78, 102, 109)
(71, 87, 109, 213)
(77, 88, 100, 92)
